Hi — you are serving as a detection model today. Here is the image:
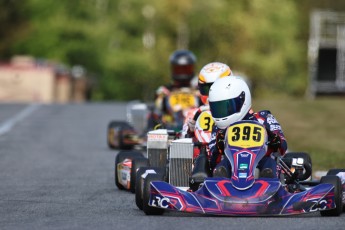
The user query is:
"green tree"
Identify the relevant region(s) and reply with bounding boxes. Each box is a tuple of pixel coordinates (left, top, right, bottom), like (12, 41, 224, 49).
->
(0, 0, 30, 59)
(3, 0, 345, 100)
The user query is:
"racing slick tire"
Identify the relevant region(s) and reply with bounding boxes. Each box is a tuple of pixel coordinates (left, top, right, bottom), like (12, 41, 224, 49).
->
(135, 167, 165, 210)
(326, 169, 345, 211)
(130, 158, 149, 193)
(107, 121, 133, 150)
(115, 150, 144, 190)
(283, 152, 312, 181)
(143, 173, 165, 215)
(320, 175, 343, 216)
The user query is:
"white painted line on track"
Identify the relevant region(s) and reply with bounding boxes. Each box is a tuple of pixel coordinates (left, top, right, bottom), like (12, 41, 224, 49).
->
(0, 104, 41, 136)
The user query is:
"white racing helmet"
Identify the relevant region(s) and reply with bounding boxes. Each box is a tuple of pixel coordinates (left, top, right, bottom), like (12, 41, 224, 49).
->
(208, 76, 251, 129)
(198, 62, 232, 97)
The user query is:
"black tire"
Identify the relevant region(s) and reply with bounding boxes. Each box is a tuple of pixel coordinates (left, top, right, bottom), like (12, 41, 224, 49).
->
(326, 169, 345, 212)
(130, 158, 149, 193)
(108, 121, 133, 149)
(114, 150, 144, 190)
(327, 169, 345, 176)
(283, 152, 312, 181)
(135, 167, 165, 210)
(143, 173, 165, 215)
(107, 121, 117, 149)
(320, 175, 343, 216)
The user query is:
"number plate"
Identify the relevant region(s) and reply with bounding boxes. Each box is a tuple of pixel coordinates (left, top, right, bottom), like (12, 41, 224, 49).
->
(196, 111, 214, 132)
(227, 123, 265, 148)
(168, 93, 196, 110)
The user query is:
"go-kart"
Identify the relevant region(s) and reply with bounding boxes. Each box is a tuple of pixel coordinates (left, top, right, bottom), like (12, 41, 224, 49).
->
(140, 120, 344, 216)
(134, 110, 213, 209)
(114, 129, 180, 193)
(107, 101, 148, 150)
(108, 89, 201, 150)
(113, 98, 204, 193)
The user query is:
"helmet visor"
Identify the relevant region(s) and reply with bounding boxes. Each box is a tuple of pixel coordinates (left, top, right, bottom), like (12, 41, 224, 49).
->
(209, 92, 245, 119)
(198, 82, 213, 96)
(172, 64, 194, 76)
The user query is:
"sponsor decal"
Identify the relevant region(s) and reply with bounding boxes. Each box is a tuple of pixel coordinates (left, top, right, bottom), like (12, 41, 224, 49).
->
(267, 114, 278, 125)
(239, 163, 248, 169)
(270, 124, 281, 131)
(121, 172, 127, 181)
(239, 172, 247, 178)
(147, 134, 168, 142)
(151, 196, 170, 208)
(309, 199, 330, 212)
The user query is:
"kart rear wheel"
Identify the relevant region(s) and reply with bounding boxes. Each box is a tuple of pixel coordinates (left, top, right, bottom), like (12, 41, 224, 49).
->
(320, 175, 343, 216)
(326, 169, 345, 212)
(135, 167, 165, 210)
(130, 158, 149, 193)
(115, 150, 144, 190)
(107, 125, 116, 149)
(143, 173, 165, 215)
(108, 121, 133, 149)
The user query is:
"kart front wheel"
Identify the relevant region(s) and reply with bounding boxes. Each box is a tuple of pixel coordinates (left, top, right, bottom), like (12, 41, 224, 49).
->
(135, 167, 165, 210)
(130, 158, 149, 193)
(143, 173, 165, 215)
(326, 168, 345, 212)
(320, 175, 343, 216)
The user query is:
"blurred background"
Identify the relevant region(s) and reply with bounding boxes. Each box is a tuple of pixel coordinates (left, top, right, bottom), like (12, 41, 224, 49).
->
(0, 0, 345, 170)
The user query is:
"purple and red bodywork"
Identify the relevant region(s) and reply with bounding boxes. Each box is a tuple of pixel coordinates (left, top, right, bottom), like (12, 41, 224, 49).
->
(146, 120, 339, 216)
(149, 178, 335, 216)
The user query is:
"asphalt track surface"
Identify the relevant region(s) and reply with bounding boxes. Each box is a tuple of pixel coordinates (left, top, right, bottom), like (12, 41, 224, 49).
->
(0, 102, 344, 230)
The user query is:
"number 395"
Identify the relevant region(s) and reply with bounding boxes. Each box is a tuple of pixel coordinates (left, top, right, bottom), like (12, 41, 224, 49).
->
(231, 126, 262, 142)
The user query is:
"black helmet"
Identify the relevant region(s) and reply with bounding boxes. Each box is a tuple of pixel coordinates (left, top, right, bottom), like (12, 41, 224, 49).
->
(169, 50, 196, 83)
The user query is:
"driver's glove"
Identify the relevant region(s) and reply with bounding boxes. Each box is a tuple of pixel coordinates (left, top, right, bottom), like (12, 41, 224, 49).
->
(187, 118, 196, 132)
(267, 131, 281, 152)
(216, 129, 225, 153)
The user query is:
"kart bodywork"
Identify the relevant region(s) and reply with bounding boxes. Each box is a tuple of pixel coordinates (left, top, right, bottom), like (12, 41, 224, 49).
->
(143, 120, 344, 216)
(148, 177, 336, 216)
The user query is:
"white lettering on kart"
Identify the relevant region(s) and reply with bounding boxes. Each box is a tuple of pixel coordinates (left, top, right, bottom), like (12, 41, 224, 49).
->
(267, 114, 278, 125)
(151, 196, 170, 208)
(269, 124, 281, 131)
(309, 199, 328, 212)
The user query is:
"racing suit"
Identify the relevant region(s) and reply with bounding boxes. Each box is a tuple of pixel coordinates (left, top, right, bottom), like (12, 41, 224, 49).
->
(209, 110, 287, 178)
(149, 84, 202, 131)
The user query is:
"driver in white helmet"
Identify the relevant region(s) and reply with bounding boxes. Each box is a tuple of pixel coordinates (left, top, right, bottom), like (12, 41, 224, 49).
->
(182, 62, 233, 138)
(208, 76, 287, 178)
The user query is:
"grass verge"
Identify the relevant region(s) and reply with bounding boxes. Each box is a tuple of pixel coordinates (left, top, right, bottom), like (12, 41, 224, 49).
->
(253, 96, 345, 171)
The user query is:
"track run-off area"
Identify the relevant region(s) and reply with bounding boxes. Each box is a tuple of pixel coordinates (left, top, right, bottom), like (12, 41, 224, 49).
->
(0, 103, 343, 229)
